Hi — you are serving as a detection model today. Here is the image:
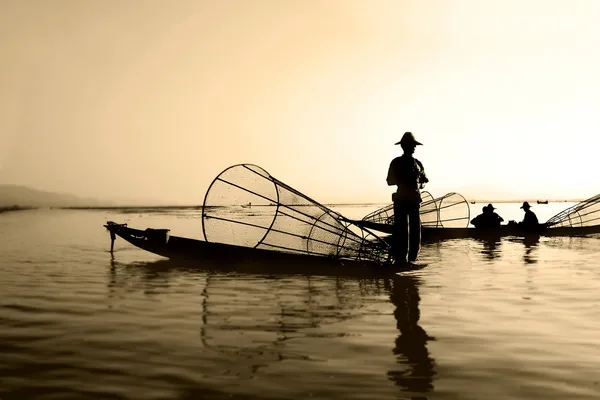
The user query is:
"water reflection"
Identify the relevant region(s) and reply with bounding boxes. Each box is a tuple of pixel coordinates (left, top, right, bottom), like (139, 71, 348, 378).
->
(522, 235, 540, 264)
(385, 274, 436, 395)
(106, 258, 438, 397)
(475, 236, 503, 261)
(505, 235, 540, 265)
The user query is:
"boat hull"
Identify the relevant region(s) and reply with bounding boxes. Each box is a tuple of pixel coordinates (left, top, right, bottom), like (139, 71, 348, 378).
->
(357, 220, 600, 241)
(104, 221, 600, 276)
(422, 225, 600, 241)
(104, 222, 402, 277)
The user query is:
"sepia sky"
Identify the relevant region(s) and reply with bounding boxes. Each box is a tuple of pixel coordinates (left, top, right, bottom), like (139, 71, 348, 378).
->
(1, 0, 600, 204)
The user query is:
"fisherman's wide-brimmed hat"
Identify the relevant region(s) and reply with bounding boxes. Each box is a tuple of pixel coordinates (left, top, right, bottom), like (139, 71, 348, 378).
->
(486, 203, 496, 210)
(520, 201, 531, 209)
(395, 132, 423, 146)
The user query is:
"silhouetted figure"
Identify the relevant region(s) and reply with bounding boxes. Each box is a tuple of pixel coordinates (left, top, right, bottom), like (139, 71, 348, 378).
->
(519, 201, 539, 230)
(471, 204, 504, 228)
(386, 132, 429, 264)
(386, 275, 435, 393)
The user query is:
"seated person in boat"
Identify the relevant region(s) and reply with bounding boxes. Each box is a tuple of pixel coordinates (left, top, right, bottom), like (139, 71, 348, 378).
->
(519, 201, 539, 229)
(471, 204, 504, 228)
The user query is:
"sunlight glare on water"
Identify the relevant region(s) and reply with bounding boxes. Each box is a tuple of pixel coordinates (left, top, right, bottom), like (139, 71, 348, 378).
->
(0, 206, 599, 399)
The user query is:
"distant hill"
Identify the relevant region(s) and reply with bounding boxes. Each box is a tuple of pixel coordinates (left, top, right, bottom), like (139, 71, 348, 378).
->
(0, 184, 116, 208)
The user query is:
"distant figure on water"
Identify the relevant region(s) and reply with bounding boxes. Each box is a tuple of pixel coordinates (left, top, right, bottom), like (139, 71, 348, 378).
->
(471, 204, 504, 228)
(387, 132, 429, 265)
(519, 201, 539, 229)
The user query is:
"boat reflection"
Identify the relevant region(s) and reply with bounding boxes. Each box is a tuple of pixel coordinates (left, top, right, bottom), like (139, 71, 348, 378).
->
(106, 257, 437, 396)
(385, 274, 436, 394)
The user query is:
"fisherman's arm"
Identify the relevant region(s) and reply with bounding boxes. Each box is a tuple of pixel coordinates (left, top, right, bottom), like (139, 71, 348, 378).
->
(417, 160, 429, 188)
(386, 160, 397, 186)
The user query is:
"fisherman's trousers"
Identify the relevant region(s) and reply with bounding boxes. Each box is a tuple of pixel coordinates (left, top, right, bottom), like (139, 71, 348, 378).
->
(393, 200, 421, 263)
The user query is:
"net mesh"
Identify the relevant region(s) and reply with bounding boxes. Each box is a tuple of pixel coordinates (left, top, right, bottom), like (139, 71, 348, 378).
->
(545, 194, 600, 228)
(420, 191, 440, 227)
(202, 164, 390, 263)
(361, 191, 470, 228)
(435, 192, 470, 228)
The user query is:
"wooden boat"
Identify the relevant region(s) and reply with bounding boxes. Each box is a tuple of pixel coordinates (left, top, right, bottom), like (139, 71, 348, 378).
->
(423, 224, 600, 241)
(358, 192, 600, 241)
(104, 164, 600, 270)
(537, 200, 549, 204)
(104, 164, 402, 272)
(103, 221, 414, 276)
(352, 220, 600, 241)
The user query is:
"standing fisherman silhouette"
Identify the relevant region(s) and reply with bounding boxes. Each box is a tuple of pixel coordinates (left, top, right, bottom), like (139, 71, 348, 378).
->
(386, 132, 428, 264)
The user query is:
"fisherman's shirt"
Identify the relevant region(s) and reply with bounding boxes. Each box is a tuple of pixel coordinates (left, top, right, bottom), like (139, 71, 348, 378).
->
(522, 210, 539, 227)
(387, 155, 428, 203)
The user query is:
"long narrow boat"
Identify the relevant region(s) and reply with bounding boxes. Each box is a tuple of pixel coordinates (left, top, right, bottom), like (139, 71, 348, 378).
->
(103, 164, 600, 270)
(359, 192, 600, 241)
(421, 224, 600, 241)
(353, 220, 600, 241)
(104, 221, 410, 276)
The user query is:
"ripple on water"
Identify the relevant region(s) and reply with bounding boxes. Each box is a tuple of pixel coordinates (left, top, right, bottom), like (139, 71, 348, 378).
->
(1, 210, 600, 399)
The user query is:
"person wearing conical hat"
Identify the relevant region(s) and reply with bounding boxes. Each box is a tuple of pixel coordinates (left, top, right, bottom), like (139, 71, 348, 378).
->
(470, 203, 504, 228)
(519, 201, 539, 229)
(386, 132, 429, 264)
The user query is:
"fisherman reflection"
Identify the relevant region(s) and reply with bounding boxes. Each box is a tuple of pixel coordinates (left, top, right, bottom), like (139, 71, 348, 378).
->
(386, 275, 435, 393)
(522, 235, 540, 264)
(471, 204, 504, 228)
(477, 236, 502, 261)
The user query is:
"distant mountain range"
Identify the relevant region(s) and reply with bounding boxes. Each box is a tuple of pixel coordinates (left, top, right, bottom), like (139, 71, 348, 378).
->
(0, 184, 116, 208)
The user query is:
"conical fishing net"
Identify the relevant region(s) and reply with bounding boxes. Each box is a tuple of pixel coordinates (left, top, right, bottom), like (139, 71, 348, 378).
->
(435, 192, 470, 228)
(202, 164, 390, 263)
(545, 194, 600, 228)
(361, 191, 470, 228)
(420, 191, 440, 227)
(361, 191, 435, 225)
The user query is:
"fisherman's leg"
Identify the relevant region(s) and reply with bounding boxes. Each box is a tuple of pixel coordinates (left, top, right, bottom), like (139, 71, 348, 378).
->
(408, 205, 421, 262)
(393, 202, 409, 264)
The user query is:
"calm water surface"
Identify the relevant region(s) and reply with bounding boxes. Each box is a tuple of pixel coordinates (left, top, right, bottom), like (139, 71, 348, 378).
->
(1, 205, 600, 399)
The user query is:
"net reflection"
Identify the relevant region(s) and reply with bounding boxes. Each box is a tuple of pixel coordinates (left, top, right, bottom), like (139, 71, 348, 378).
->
(106, 258, 438, 398)
(385, 274, 436, 395)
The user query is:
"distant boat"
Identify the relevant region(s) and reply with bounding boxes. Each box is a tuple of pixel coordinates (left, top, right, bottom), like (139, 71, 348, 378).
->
(241, 202, 252, 208)
(470, 201, 476, 204)
(537, 200, 549, 204)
